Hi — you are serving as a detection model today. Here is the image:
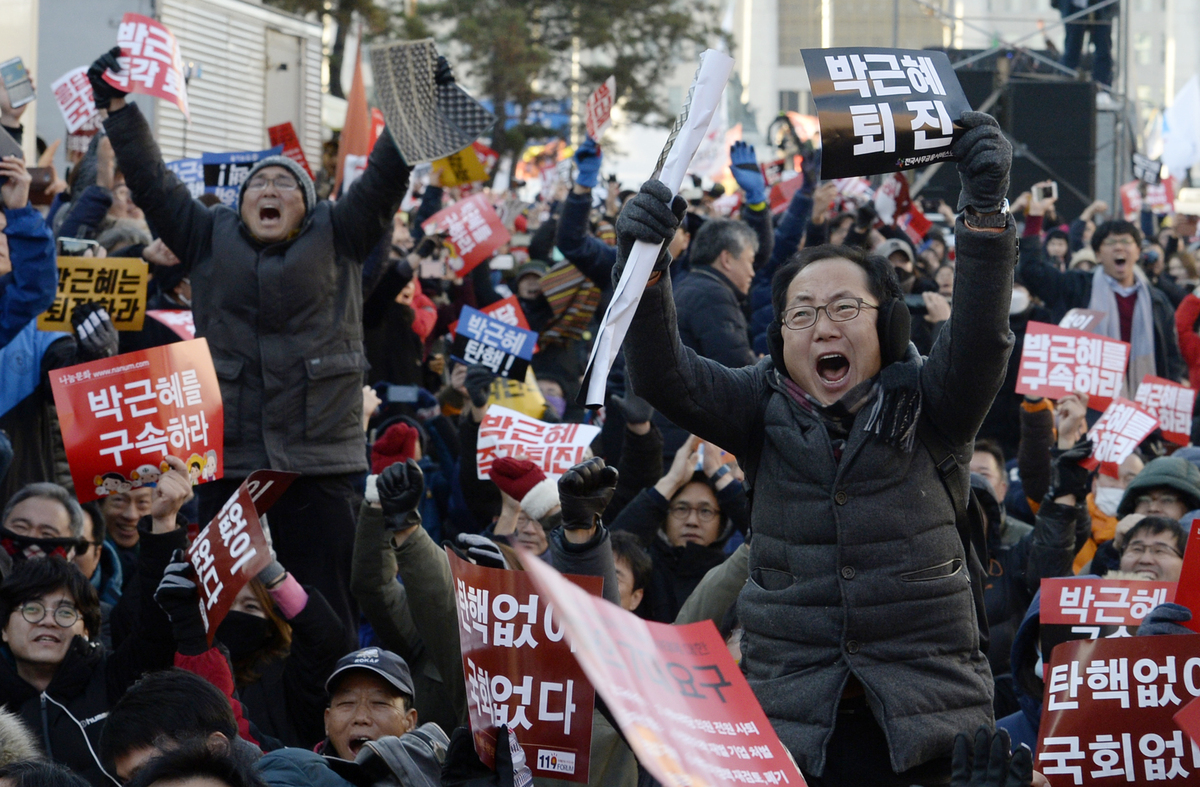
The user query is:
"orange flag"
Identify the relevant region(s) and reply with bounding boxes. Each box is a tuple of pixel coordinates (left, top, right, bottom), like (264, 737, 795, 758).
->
(335, 27, 373, 195)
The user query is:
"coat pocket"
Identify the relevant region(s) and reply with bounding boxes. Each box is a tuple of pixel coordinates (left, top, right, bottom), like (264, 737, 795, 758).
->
(304, 351, 368, 442)
(899, 558, 964, 582)
(749, 566, 796, 591)
(213, 356, 244, 444)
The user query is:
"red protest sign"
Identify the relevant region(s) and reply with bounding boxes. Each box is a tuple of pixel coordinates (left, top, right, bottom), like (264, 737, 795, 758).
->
(422, 194, 511, 277)
(1087, 398, 1159, 473)
(1036, 636, 1200, 785)
(50, 339, 223, 503)
(1016, 322, 1130, 411)
(520, 552, 807, 787)
(759, 158, 786, 187)
(267, 122, 314, 179)
(187, 470, 297, 642)
(1135, 375, 1195, 446)
(1059, 308, 1108, 334)
(584, 76, 616, 140)
(1039, 578, 1175, 660)
(448, 295, 533, 336)
(51, 66, 99, 134)
(476, 405, 600, 480)
(1120, 179, 1176, 221)
(103, 13, 190, 119)
(1168, 515, 1200, 633)
(447, 548, 599, 782)
(147, 309, 196, 341)
(1176, 696, 1200, 750)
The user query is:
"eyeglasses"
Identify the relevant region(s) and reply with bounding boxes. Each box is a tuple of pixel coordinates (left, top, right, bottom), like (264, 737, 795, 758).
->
(1134, 493, 1182, 509)
(246, 175, 299, 192)
(781, 298, 878, 331)
(1123, 542, 1182, 559)
(668, 503, 721, 523)
(17, 602, 80, 628)
(1100, 237, 1138, 248)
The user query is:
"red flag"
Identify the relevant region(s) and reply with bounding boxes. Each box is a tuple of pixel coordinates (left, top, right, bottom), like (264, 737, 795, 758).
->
(335, 28, 373, 194)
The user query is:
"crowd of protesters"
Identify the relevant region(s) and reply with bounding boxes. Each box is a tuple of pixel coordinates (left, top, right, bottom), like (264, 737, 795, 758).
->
(0, 40, 1198, 787)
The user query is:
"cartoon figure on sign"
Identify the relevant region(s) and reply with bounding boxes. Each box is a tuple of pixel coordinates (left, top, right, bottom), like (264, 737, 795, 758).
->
(201, 450, 218, 481)
(186, 454, 205, 485)
(130, 464, 162, 488)
(94, 472, 126, 497)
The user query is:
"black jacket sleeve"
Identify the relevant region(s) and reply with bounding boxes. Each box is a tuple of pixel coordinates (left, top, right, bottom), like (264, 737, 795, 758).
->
(555, 190, 617, 290)
(605, 424, 665, 524)
(740, 203, 775, 273)
(610, 487, 669, 549)
(104, 103, 214, 272)
(332, 129, 412, 263)
(1023, 498, 1082, 597)
(281, 587, 349, 747)
(457, 415, 500, 531)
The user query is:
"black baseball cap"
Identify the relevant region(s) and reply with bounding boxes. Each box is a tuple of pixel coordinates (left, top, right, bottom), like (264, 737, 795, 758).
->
(325, 648, 415, 697)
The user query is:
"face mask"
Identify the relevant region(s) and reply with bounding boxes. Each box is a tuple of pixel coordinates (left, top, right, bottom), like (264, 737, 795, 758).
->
(0, 527, 82, 562)
(216, 610, 272, 661)
(1094, 486, 1125, 517)
(1009, 289, 1031, 315)
(544, 395, 567, 420)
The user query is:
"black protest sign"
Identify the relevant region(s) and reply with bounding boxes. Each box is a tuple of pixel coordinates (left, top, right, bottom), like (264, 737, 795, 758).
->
(801, 48, 972, 179)
(1132, 152, 1163, 185)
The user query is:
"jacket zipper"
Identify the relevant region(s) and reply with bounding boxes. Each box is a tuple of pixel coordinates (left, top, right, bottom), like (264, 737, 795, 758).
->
(40, 693, 54, 759)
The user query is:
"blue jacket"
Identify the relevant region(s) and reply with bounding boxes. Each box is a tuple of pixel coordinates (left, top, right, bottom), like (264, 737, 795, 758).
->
(0, 206, 58, 350)
(996, 588, 1042, 752)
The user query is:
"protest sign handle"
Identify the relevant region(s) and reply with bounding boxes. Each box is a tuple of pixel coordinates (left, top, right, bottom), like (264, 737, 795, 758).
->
(582, 49, 734, 407)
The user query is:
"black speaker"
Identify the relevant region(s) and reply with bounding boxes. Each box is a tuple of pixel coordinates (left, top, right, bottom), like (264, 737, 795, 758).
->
(915, 77, 1095, 221)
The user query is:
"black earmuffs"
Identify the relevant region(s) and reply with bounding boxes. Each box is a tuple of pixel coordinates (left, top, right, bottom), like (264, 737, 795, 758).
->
(768, 298, 911, 379)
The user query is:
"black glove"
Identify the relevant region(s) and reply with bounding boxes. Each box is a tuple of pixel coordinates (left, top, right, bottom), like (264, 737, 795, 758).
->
(952, 111, 1012, 213)
(155, 549, 208, 655)
(1048, 439, 1094, 501)
(1137, 602, 1195, 637)
(558, 457, 617, 530)
(455, 533, 508, 570)
(612, 179, 687, 289)
(951, 726, 1032, 787)
(464, 364, 495, 409)
(87, 47, 128, 111)
(376, 458, 424, 531)
(434, 55, 455, 86)
(610, 392, 653, 426)
(71, 302, 119, 359)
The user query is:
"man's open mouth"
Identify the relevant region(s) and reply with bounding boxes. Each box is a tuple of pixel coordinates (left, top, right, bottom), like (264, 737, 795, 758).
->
(259, 207, 281, 222)
(348, 735, 372, 755)
(816, 353, 850, 384)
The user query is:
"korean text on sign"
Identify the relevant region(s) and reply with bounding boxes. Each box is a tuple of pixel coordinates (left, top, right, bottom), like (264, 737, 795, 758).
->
(166, 158, 205, 199)
(1015, 322, 1130, 411)
(520, 552, 807, 787)
(452, 305, 537, 380)
(103, 13, 190, 119)
(1039, 578, 1175, 659)
(1087, 398, 1158, 469)
(585, 76, 616, 140)
(1135, 375, 1195, 446)
(39, 257, 149, 333)
(51, 66, 100, 134)
(202, 147, 284, 208)
(801, 48, 971, 179)
(1037, 636, 1200, 785)
(475, 405, 600, 480)
(421, 193, 511, 276)
(448, 549, 599, 782)
(50, 338, 224, 503)
(188, 483, 271, 641)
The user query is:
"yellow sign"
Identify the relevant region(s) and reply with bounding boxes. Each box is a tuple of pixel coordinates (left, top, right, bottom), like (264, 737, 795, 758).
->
(487, 366, 548, 419)
(38, 257, 149, 332)
(432, 145, 488, 187)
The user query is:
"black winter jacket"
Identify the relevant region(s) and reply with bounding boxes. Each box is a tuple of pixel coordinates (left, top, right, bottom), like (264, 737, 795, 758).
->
(0, 526, 184, 786)
(104, 103, 412, 477)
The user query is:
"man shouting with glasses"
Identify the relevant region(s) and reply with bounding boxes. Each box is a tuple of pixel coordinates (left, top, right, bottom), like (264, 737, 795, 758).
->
(614, 112, 1016, 787)
(83, 49, 443, 644)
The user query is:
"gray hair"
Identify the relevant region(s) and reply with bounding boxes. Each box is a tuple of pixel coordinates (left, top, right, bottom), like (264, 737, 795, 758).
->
(688, 218, 758, 268)
(1, 483, 85, 539)
(97, 218, 152, 252)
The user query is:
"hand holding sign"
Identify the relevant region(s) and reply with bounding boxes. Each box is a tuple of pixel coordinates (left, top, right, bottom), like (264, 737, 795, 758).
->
(151, 455, 193, 531)
(952, 112, 1012, 214)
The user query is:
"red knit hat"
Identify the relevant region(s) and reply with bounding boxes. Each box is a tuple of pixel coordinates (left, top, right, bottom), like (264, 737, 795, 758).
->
(488, 457, 558, 520)
(371, 422, 419, 474)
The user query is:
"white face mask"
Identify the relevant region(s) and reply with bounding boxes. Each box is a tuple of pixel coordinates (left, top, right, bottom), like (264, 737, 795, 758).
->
(1094, 486, 1125, 517)
(1009, 288, 1031, 315)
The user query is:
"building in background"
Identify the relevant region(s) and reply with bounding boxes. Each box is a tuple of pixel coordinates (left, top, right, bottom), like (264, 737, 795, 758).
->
(1, 0, 321, 171)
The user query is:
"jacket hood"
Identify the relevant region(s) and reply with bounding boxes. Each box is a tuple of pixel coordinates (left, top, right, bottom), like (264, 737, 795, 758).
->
(0, 708, 39, 765)
(1118, 456, 1200, 516)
